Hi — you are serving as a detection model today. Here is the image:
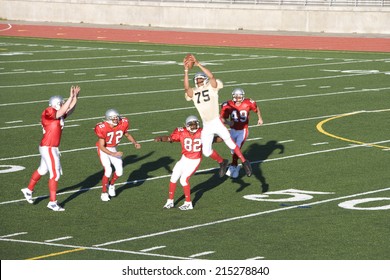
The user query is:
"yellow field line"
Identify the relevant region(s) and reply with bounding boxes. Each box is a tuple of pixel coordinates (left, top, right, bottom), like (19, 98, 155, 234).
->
(27, 247, 86, 260)
(316, 110, 390, 149)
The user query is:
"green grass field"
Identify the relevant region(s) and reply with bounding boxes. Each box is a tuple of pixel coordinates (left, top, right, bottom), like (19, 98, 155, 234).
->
(0, 36, 389, 261)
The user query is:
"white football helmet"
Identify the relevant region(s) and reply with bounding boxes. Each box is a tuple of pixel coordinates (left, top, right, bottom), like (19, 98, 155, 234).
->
(193, 72, 208, 88)
(232, 88, 245, 102)
(49, 95, 64, 110)
(185, 115, 200, 133)
(105, 109, 121, 126)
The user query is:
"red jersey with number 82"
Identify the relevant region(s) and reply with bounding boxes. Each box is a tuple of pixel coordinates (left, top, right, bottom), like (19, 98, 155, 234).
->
(170, 127, 203, 159)
(94, 117, 129, 147)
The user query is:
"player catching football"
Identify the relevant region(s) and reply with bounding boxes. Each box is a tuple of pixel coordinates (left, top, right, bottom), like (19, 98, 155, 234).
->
(183, 54, 252, 177)
(21, 85, 80, 211)
(221, 88, 263, 178)
(94, 109, 141, 202)
(155, 115, 222, 210)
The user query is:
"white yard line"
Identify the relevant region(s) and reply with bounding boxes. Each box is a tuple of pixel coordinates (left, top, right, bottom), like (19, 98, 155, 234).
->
(93, 186, 390, 247)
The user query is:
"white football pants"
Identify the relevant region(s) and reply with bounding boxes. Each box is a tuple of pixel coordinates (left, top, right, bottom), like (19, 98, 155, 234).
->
(97, 146, 123, 178)
(170, 155, 201, 186)
(201, 117, 236, 157)
(37, 146, 62, 181)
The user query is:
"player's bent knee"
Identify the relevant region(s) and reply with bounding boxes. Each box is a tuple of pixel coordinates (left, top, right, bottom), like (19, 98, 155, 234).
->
(179, 178, 188, 186)
(224, 138, 237, 150)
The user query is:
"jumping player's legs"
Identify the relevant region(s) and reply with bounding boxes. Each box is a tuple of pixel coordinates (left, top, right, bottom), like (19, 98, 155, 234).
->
(201, 119, 228, 177)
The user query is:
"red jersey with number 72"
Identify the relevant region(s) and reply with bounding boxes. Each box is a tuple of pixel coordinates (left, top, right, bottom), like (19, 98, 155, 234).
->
(170, 127, 203, 159)
(94, 117, 129, 147)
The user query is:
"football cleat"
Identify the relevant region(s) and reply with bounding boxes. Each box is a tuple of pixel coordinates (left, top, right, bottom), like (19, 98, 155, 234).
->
(108, 185, 116, 197)
(101, 193, 110, 202)
(226, 165, 240, 179)
(163, 199, 174, 209)
(232, 165, 241, 179)
(47, 201, 65, 211)
(219, 159, 229, 178)
(242, 161, 252, 177)
(225, 165, 233, 177)
(21, 188, 34, 204)
(179, 201, 193, 211)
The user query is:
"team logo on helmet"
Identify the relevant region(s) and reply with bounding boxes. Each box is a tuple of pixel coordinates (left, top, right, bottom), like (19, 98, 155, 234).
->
(185, 115, 200, 133)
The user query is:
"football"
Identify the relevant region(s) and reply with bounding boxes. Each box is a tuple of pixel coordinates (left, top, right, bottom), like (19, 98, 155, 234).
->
(184, 53, 195, 69)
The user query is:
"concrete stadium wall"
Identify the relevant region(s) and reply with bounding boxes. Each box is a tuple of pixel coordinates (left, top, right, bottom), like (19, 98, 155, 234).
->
(1, 0, 389, 35)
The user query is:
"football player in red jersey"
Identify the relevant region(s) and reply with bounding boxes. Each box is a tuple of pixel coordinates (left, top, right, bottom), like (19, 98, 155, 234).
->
(21, 85, 80, 211)
(221, 88, 263, 178)
(183, 54, 253, 178)
(155, 115, 222, 210)
(94, 109, 141, 202)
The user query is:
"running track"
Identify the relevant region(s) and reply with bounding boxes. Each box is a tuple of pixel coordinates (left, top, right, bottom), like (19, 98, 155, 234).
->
(0, 22, 389, 52)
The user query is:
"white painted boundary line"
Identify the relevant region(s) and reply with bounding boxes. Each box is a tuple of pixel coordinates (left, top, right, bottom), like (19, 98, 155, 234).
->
(0, 238, 192, 260)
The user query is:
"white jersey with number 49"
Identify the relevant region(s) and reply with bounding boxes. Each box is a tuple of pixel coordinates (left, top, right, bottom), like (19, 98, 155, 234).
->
(185, 79, 223, 123)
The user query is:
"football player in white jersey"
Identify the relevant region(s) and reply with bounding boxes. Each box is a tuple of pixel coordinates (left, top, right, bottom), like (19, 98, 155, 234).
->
(183, 54, 252, 177)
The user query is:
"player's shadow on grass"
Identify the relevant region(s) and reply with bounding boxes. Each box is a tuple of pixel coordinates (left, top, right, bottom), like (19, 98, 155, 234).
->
(60, 152, 153, 206)
(234, 140, 284, 193)
(116, 155, 174, 196)
(175, 167, 228, 208)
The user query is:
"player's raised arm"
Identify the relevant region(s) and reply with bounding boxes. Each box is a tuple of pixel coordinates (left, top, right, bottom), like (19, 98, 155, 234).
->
(183, 56, 193, 99)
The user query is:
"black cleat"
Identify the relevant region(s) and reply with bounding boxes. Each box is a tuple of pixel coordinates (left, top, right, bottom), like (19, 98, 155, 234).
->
(218, 159, 229, 178)
(242, 160, 252, 177)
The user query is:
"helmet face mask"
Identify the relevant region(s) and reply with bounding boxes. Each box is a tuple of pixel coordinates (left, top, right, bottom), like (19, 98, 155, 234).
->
(193, 72, 208, 88)
(185, 115, 200, 133)
(49, 95, 65, 111)
(105, 109, 121, 126)
(232, 88, 245, 103)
